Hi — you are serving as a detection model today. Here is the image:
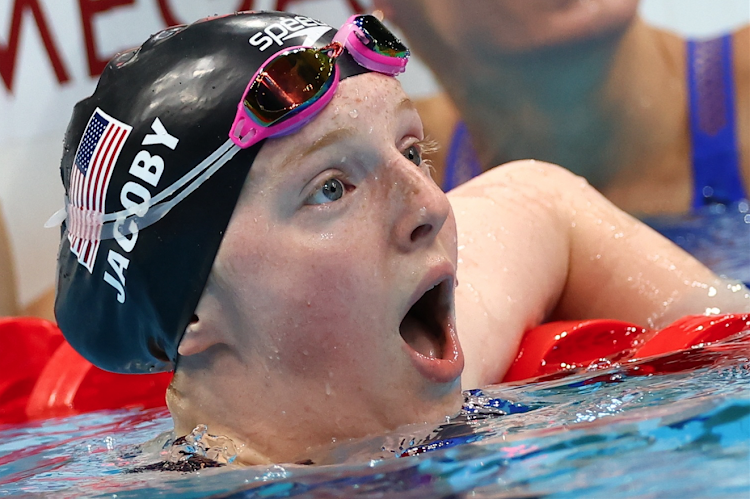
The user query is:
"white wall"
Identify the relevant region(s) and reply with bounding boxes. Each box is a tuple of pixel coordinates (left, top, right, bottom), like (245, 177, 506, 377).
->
(0, 0, 748, 308)
(640, 0, 749, 37)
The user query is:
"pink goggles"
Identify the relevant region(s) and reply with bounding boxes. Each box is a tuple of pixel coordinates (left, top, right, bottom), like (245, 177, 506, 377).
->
(229, 14, 410, 149)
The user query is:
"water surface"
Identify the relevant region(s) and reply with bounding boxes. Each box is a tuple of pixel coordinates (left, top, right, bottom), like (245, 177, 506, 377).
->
(2, 337, 748, 498)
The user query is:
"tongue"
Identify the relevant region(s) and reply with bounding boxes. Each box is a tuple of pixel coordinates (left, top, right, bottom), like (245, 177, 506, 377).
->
(400, 314, 442, 358)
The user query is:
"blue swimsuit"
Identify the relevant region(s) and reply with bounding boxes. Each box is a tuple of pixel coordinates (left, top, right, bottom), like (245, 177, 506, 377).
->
(688, 34, 747, 207)
(443, 34, 748, 208)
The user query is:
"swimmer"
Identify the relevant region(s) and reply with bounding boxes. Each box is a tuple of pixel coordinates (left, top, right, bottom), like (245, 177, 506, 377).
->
(374, 0, 750, 214)
(54, 12, 750, 465)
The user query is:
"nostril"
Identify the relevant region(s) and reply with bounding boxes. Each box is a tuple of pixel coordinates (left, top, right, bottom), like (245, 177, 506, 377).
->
(411, 223, 433, 242)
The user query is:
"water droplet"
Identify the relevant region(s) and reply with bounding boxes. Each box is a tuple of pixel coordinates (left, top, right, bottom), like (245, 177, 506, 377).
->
(348, 109, 358, 118)
(104, 436, 115, 450)
(325, 383, 332, 395)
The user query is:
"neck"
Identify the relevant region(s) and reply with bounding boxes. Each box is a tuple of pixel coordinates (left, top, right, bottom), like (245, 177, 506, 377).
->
(167, 367, 277, 466)
(167, 345, 332, 465)
(168, 346, 464, 465)
(429, 17, 686, 190)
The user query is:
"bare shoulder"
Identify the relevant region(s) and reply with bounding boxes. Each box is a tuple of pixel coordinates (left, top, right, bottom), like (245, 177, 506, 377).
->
(448, 160, 592, 208)
(451, 159, 585, 187)
(448, 161, 577, 388)
(448, 160, 750, 388)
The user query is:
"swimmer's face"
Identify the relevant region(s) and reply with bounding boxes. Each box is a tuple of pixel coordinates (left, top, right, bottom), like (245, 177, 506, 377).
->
(376, 0, 639, 52)
(195, 73, 464, 456)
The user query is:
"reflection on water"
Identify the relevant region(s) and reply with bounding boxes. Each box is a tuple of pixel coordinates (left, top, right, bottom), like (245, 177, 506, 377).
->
(644, 201, 750, 285)
(1, 204, 748, 498)
(2, 336, 749, 498)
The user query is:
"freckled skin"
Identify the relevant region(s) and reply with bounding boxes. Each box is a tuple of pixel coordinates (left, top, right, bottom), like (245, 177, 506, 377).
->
(169, 73, 750, 465)
(172, 74, 463, 464)
(450, 163, 750, 387)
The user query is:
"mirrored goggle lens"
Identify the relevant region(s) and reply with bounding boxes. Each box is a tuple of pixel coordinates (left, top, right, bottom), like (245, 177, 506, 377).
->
(354, 15, 408, 58)
(244, 48, 334, 125)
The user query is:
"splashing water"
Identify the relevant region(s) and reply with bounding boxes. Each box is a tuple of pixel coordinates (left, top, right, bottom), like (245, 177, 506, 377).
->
(1, 334, 749, 498)
(1, 204, 748, 497)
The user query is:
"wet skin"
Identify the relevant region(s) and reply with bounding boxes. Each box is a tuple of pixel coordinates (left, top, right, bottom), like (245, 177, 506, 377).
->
(171, 73, 465, 464)
(169, 73, 750, 465)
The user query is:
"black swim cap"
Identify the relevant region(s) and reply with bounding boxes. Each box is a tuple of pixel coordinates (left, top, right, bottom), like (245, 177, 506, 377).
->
(55, 12, 370, 373)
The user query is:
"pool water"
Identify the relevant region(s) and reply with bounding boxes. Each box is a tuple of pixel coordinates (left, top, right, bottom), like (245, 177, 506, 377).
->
(2, 334, 749, 498)
(2, 203, 748, 498)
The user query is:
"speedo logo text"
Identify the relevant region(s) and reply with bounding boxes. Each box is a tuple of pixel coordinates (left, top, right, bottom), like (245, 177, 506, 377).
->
(248, 16, 331, 51)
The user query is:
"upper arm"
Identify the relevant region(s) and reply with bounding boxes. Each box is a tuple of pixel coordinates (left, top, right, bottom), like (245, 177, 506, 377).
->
(448, 161, 571, 385)
(546, 163, 750, 327)
(449, 160, 750, 386)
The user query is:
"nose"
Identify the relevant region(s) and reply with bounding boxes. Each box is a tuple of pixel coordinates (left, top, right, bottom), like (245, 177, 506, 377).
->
(389, 157, 451, 252)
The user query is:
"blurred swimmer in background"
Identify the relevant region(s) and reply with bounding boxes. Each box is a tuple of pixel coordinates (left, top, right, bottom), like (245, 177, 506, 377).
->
(374, 0, 749, 215)
(54, 12, 750, 465)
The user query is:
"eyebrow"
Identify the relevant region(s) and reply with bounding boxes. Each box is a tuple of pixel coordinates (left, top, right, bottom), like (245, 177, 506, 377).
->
(302, 98, 416, 157)
(278, 127, 357, 170)
(281, 97, 418, 168)
(304, 127, 358, 157)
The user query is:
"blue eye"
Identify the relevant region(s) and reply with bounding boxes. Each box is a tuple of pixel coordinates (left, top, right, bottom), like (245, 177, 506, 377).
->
(403, 144, 422, 166)
(308, 178, 346, 204)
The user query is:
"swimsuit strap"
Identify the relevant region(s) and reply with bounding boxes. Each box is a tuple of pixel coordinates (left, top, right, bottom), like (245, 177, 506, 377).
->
(442, 120, 483, 191)
(688, 34, 748, 208)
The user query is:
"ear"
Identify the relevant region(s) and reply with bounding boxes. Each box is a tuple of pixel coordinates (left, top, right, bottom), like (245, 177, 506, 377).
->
(177, 313, 220, 357)
(177, 270, 233, 357)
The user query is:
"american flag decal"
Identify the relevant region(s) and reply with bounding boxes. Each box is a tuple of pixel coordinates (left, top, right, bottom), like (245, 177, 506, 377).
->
(68, 108, 132, 273)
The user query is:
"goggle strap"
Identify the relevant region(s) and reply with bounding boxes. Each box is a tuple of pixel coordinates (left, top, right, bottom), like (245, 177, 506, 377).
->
(50, 139, 241, 241)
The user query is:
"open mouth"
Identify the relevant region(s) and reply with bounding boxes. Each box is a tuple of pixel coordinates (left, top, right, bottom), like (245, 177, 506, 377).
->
(399, 280, 450, 359)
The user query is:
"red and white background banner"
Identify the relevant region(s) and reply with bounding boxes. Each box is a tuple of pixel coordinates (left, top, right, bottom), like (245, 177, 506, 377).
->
(0, 0, 748, 306)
